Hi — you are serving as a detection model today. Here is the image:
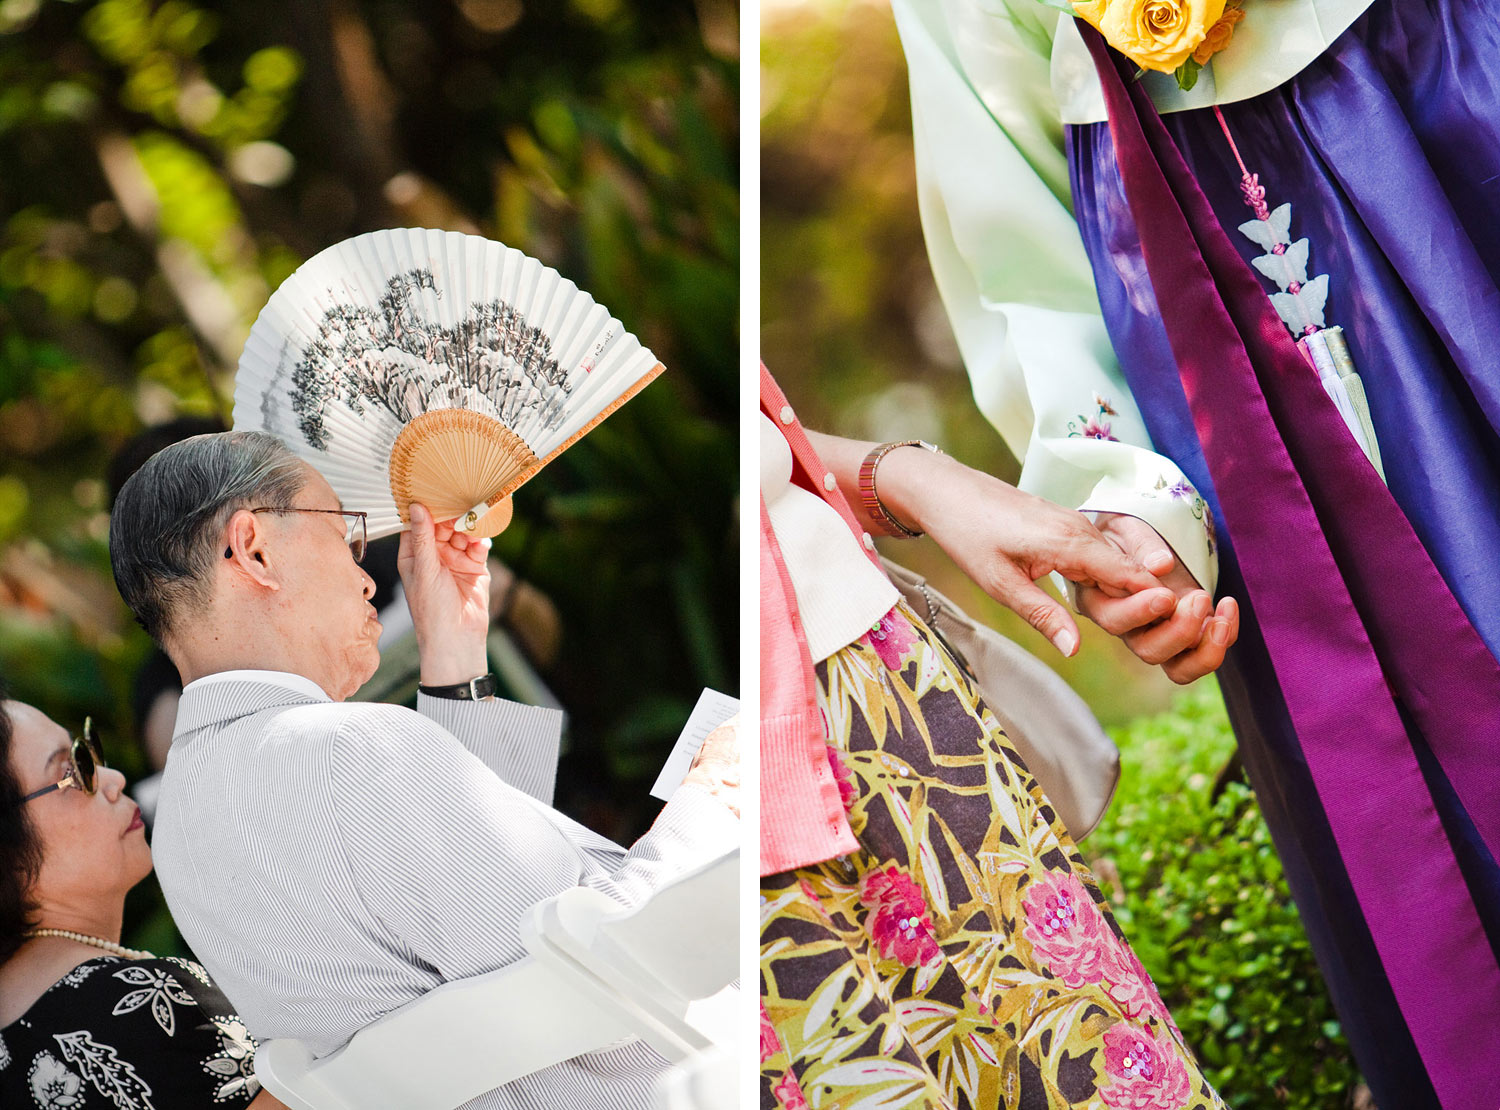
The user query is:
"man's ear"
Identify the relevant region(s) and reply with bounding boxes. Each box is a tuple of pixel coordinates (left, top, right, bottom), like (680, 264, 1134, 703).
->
(222, 509, 280, 591)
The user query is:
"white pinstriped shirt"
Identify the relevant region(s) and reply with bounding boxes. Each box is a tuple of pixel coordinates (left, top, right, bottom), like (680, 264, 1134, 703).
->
(150, 672, 737, 1109)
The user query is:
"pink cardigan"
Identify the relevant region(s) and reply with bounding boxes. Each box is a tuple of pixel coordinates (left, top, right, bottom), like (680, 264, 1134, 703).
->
(760, 366, 885, 876)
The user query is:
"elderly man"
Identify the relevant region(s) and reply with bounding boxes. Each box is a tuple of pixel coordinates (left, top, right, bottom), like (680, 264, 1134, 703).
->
(108, 430, 738, 1109)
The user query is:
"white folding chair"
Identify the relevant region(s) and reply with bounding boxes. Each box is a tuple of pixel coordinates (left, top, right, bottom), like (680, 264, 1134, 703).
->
(252, 955, 653, 1110)
(253, 844, 741, 1110)
(522, 844, 741, 1107)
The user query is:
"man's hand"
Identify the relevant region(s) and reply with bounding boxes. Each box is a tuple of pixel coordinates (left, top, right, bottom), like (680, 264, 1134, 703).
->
(682, 715, 740, 817)
(398, 502, 492, 687)
(1078, 513, 1239, 684)
(877, 448, 1175, 658)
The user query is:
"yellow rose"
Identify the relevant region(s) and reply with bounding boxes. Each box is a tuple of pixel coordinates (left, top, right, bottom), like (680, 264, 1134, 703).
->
(1193, 5, 1246, 66)
(1074, 0, 1228, 74)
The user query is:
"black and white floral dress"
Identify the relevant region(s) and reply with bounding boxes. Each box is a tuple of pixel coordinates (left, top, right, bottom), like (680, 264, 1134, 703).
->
(0, 956, 260, 1109)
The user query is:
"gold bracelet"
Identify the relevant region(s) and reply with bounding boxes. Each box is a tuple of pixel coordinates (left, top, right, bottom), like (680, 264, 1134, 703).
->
(857, 440, 940, 538)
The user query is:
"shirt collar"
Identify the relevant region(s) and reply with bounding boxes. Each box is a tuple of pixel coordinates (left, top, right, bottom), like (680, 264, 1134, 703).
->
(181, 669, 331, 702)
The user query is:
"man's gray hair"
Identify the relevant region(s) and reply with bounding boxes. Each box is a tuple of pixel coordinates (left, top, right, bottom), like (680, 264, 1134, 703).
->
(109, 430, 307, 645)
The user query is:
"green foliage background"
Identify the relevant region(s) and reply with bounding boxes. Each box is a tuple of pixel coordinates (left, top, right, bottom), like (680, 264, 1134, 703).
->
(763, 1, 1366, 1104)
(0, 0, 738, 949)
(1089, 685, 1361, 1108)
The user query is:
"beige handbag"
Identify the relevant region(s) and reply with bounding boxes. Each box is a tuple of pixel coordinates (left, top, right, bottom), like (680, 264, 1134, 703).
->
(882, 559, 1121, 841)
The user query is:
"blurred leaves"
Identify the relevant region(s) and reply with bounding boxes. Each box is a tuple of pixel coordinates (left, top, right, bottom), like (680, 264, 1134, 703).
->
(0, 0, 738, 948)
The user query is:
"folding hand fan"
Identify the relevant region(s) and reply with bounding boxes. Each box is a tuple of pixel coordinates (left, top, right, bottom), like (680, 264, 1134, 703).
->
(232, 228, 663, 538)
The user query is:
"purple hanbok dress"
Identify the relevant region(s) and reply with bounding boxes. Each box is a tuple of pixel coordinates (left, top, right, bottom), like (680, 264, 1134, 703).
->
(1067, 4, 1500, 1107)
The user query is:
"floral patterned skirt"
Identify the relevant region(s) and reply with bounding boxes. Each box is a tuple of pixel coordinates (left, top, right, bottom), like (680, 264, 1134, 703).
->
(759, 601, 1227, 1110)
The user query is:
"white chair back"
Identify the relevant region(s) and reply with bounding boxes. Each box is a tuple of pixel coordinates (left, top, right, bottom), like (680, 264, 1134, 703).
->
(253, 844, 740, 1110)
(523, 842, 741, 1098)
(253, 957, 640, 1110)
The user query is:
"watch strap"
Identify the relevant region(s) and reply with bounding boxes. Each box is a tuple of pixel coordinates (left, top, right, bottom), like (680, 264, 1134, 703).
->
(417, 673, 499, 701)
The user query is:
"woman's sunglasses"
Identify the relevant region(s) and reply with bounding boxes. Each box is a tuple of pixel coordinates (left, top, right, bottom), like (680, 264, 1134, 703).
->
(22, 718, 104, 803)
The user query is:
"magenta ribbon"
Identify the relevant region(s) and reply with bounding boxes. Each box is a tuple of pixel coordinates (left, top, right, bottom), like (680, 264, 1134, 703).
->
(1083, 25, 1500, 1104)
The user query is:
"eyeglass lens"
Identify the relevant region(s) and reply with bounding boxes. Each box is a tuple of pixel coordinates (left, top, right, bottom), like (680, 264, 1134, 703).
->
(71, 718, 101, 796)
(347, 516, 367, 563)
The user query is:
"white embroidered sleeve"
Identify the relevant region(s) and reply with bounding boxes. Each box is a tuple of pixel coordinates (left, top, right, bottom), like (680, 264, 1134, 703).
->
(893, 0, 1218, 594)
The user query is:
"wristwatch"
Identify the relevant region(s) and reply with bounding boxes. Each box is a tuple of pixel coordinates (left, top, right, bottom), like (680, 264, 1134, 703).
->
(858, 439, 942, 538)
(417, 674, 499, 700)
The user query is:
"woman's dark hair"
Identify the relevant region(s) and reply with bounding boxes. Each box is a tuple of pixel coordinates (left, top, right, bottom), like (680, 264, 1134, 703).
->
(0, 683, 42, 963)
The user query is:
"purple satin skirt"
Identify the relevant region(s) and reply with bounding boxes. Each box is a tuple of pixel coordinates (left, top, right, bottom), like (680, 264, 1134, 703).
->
(1068, 4, 1500, 1107)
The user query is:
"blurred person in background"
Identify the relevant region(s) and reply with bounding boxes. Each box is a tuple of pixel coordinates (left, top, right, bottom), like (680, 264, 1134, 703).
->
(0, 687, 285, 1109)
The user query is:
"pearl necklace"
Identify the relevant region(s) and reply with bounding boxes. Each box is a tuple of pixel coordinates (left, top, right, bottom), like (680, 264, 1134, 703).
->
(23, 928, 153, 960)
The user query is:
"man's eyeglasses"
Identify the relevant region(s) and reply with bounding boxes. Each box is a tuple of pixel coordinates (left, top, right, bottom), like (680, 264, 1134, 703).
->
(233, 507, 369, 563)
(23, 719, 104, 803)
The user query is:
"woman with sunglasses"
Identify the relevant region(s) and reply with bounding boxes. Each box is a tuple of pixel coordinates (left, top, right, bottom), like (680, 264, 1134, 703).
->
(0, 691, 286, 1109)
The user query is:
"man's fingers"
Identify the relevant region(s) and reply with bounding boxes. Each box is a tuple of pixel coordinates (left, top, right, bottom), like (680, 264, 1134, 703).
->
(1162, 602, 1239, 683)
(1062, 526, 1160, 597)
(1077, 585, 1176, 636)
(1123, 590, 1212, 666)
(407, 502, 435, 551)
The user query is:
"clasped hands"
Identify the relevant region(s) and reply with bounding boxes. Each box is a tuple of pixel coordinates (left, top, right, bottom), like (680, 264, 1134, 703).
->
(842, 439, 1240, 684)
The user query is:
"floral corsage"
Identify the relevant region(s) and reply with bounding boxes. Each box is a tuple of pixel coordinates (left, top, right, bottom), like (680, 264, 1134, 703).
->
(1056, 0, 1246, 91)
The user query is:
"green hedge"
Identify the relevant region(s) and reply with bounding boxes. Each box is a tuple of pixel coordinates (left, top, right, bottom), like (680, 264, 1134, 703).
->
(1083, 683, 1363, 1108)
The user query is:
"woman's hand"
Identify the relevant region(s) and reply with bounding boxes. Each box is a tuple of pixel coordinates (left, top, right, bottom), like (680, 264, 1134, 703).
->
(874, 446, 1174, 658)
(1078, 513, 1239, 683)
(398, 502, 493, 687)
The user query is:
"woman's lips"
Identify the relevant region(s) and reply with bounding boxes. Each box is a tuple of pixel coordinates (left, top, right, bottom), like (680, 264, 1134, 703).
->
(126, 807, 144, 833)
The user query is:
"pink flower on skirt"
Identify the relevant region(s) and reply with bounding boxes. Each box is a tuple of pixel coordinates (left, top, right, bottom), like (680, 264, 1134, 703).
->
(1103, 940, 1180, 1035)
(827, 745, 857, 809)
(1104, 942, 1170, 1026)
(864, 607, 917, 670)
(772, 1069, 809, 1110)
(860, 865, 942, 967)
(1099, 1023, 1193, 1110)
(1021, 871, 1115, 988)
(759, 1002, 782, 1063)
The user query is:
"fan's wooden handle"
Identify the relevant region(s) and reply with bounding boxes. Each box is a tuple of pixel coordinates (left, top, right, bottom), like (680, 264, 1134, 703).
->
(454, 497, 514, 538)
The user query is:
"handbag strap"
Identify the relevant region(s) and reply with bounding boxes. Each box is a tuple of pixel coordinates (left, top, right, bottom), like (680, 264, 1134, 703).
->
(760, 364, 885, 573)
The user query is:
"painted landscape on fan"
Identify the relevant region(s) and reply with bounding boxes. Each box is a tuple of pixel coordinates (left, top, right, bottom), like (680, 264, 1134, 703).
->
(280, 268, 589, 453)
(233, 228, 663, 540)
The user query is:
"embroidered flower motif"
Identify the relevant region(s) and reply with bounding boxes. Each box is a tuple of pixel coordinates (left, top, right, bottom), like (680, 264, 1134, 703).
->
(113, 964, 198, 1035)
(203, 1015, 262, 1102)
(864, 608, 917, 671)
(53, 1029, 156, 1109)
(1099, 1022, 1194, 1109)
(164, 956, 214, 987)
(826, 746, 857, 809)
(772, 1068, 809, 1110)
(28, 1052, 85, 1109)
(861, 865, 942, 967)
(1020, 872, 1115, 988)
(1166, 479, 1194, 501)
(1069, 394, 1122, 441)
(759, 1003, 782, 1064)
(0, 1031, 8, 1070)
(1082, 417, 1117, 441)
